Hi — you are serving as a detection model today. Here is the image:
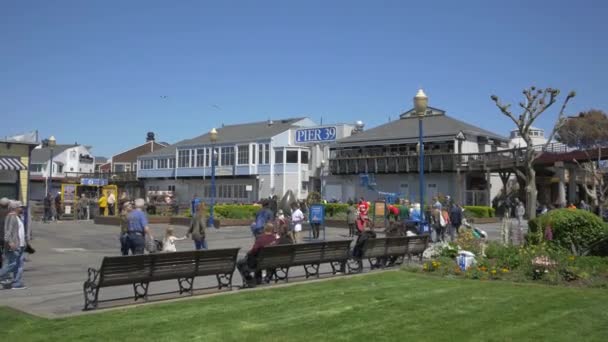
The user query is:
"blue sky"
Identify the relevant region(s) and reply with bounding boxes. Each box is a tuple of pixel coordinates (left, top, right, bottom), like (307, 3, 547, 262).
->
(2, 0, 607, 157)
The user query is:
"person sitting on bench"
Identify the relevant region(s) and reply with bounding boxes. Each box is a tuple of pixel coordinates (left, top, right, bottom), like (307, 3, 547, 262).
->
(237, 223, 278, 288)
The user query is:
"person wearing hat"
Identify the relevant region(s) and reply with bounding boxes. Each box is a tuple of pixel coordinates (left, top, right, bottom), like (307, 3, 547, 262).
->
(0, 201, 28, 289)
(0, 197, 10, 266)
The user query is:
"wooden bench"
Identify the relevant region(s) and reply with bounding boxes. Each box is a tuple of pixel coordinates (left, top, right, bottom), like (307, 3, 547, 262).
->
(83, 248, 240, 310)
(349, 236, 429, 273)
(253, 240, 352, 284)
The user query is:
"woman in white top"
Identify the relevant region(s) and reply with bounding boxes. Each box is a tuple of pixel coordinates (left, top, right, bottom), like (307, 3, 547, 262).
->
(290, 203, 305, 243)
(162, 227, 187, 252)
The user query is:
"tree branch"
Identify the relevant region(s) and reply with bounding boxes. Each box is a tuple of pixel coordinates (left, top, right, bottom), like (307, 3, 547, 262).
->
(491, 95, 520, 127)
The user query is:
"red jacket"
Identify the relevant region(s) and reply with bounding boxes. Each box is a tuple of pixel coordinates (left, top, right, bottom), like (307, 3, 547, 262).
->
(249, 233, 277, 255)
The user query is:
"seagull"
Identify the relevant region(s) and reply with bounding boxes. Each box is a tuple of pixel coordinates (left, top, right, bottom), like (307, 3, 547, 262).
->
(211, 104, 221, 110)
(160, 95, 168, 99)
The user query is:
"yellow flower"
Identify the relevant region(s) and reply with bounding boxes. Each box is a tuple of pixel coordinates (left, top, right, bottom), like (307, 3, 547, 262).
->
(568, 256, 575, 261)
(491, 269, 497, 275)
(501, 268, 509, 273)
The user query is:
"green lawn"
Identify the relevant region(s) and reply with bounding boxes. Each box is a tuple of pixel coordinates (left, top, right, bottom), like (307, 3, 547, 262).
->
(2, 271, 607, 341)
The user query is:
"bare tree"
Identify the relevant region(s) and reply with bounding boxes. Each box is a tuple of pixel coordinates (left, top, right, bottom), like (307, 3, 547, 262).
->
(491, 87, 576, 219)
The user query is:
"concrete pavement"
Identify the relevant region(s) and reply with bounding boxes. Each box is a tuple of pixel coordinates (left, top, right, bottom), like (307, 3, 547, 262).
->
(0, 219, 519, 318)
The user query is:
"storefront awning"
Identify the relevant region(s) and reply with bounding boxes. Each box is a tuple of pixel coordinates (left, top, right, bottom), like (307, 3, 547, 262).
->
(0, 157, 27, 170)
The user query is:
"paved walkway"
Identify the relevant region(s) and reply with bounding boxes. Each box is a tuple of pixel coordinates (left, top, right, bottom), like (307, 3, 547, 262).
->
(0, 219, 521, 318)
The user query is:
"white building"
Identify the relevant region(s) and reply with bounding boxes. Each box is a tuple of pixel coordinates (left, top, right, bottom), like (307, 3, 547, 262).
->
(29, 143, 96, 199)
(509, 126, 548, 148)
(137, 118, 355, 203)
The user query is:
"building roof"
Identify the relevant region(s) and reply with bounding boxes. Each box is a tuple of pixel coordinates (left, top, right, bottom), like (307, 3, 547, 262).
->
(112, 141, 168, 163)
(30, 144, 78, 163)
(94, 156, 108, 163)
(0, 139, 39, 146)
(336, 109, 508, 147)
(142, 118, 306, 158)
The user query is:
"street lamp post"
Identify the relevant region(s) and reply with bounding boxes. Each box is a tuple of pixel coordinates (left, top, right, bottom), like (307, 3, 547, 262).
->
(414, 90, 428, 229)
(320, 159, 326, 200)
(209, 128, 218, 228)
(43, 136, 57, 195)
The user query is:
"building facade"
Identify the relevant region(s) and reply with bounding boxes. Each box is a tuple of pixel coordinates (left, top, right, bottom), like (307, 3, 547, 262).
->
(0, 139, 38, 202)
(327, 106, 510, 206)
(29, 143, 96, 199)
(137, 118, 355, 204)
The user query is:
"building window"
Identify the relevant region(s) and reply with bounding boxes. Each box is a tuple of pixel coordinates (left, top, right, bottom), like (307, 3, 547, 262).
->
(148, 185, 160, 191)
(258, 144, 264, 164)
(30, 164, 43, 172)
(221, 147, 234, 166)
(115, 164, 125, 172)
(301, 151, 309, 164)
(252, 145, 257, 164)
(169, 158, 176, 168)
(264, 144, 269, 164)
(157, 159, 168, 169)
(141, 160, 153, 169)
(275, 149, 284, 163)
(196, 149, 205, 167)
(168, 185, 175, 192)
(286, 150, 298, 163)
(178, 150, 190, 168)
(237, 145, 249, 165)
(302, 181, 309, 192)
(58, 165, 64, 173)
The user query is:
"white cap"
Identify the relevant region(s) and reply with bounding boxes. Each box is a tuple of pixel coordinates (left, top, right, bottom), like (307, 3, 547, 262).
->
(0, 197, 9, 206)
(9, 200, 24, 209)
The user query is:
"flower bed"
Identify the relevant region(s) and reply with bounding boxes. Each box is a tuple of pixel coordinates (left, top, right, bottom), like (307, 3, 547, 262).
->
(406, 241, 608, 288)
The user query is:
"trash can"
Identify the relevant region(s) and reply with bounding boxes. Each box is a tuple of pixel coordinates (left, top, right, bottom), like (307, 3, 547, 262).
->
(457, 251, 476, 271)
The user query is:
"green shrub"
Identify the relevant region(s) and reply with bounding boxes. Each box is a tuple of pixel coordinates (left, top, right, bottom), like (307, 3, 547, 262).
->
(485, 241, 522, 269)
(213, 204, 259, 220)
(324, 203, 349, 217)
(528, 209, 608, 254)
(463, 206, 494, 218)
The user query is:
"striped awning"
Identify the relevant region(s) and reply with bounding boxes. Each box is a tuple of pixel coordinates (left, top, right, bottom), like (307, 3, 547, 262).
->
(0, 157, 27, 170)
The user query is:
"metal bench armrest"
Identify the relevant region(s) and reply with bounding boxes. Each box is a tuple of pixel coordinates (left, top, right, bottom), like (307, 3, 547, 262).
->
(87, 268, 100, 286)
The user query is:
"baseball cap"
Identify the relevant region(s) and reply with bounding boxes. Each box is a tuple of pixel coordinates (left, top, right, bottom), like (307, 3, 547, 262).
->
(9, 200, 24, 209)
(0, 197, 9, 206)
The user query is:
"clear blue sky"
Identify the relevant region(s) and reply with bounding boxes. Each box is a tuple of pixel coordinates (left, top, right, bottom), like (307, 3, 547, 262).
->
(2, 0, 607, 157)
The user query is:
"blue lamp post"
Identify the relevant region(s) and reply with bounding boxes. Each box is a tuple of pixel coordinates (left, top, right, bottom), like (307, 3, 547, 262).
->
(43, 136, 57, 196)
(208, 128, 218, 228)
(414, 89, 428, 227)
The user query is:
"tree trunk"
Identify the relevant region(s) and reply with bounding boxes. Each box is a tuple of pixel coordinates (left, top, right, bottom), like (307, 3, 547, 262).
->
(527, 165, 537, 220)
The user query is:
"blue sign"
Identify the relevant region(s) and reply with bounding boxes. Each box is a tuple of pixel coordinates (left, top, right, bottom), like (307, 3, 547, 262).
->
(80, 178, 108, 186)
(295, 127, 337, 143)
(309, 205, 325, 224)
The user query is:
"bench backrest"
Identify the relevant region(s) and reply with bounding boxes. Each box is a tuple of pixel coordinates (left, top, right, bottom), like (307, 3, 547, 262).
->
(98, 248, 240, 287)
(291, 242, 327, 266)
(406, 236, 429, 255)
(319, 240, 352, 263)
(362, 237, 409, 259)
(256, 244, 296, 269)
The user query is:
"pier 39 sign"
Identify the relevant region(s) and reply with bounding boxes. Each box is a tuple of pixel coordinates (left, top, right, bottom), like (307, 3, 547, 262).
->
(295, 127, 337, 144)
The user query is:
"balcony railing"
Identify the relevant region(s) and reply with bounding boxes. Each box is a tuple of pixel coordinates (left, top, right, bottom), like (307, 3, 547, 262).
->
(329, 149, 527, 175)
(63, 171, 139, 182)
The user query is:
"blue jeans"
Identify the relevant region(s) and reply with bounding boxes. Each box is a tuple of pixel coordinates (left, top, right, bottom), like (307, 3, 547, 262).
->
(126, 233, 145, 255)
(120, 234, 129, 256)
(194, 239, 208, 250)
(0, 247, 25, 287)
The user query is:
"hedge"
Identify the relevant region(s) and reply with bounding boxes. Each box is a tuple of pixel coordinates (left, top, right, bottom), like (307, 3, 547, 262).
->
(463, 206, 495, 218)
(324, 203, 350, 217)
(528, 209, 608, 254)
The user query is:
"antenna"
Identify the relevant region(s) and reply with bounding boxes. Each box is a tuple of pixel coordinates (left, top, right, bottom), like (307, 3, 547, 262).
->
(320, 116, 323, 126)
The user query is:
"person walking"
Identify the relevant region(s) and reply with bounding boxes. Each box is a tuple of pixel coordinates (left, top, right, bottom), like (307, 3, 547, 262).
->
(78, 194, 89, 220)
(43, 193, 52, 223)
(346, 201, 357, 237)
(290, 202, 305, 243)
(191, 194, 201, 216)
(252, 201, 273, 238)
(54, 193, 62, 221)
(98, 192, 108, 216)
(126, 198, 153, 255)
(515, 201, 525, 244)
(187, 202, 207, 250)
(0, 198, 9, 267)
(0, 201, 28, 289)
(449, 203, 463, 241)
(119, 202, 132, 255)
(107, 191, 116, 216)
(162, 227, 187, 252)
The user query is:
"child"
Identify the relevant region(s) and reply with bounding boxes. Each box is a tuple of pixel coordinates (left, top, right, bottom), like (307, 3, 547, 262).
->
(162, 226, 187, 252)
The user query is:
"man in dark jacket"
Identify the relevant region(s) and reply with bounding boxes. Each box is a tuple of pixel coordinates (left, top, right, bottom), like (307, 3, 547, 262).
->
(43, 193, 52, 223)
(237, 223, 277, 287)
(449, 203, 463, 241)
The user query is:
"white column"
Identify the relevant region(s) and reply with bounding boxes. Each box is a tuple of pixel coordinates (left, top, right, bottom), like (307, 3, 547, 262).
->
(297, 148, 302, 199)
(269, 141, 275, 196)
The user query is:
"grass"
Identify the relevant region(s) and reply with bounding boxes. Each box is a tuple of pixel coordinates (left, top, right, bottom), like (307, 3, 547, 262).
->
(2, 271, 607, 341)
